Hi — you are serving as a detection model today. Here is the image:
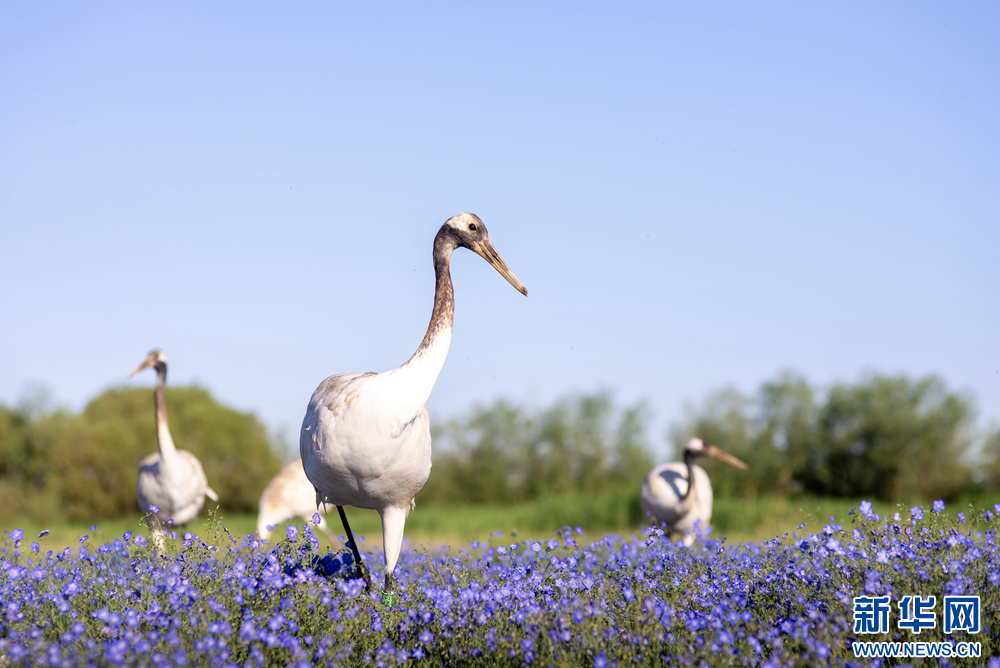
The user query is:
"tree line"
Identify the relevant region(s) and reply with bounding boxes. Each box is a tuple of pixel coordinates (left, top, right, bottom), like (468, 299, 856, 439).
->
(422, 371, 999, 506)
(1, 371, 997, 524)
(668, 371, 995, 503)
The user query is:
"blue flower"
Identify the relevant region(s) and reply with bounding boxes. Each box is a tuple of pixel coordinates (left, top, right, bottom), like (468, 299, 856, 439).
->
(933, 500, 945, 513)
(910, 506, 924, 520)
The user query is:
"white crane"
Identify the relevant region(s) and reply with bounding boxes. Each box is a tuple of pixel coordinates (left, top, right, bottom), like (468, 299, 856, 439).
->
(257, 460, 337, 543)
(300, 212, 527, 590)
(130, 350, 219, 549)
(640, 437, 747, 546)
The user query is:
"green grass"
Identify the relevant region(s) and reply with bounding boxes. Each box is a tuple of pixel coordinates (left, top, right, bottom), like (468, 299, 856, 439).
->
(6, 490, 983, 557)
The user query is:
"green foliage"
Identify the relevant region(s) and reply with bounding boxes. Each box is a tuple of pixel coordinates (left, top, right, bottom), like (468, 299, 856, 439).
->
(809, 375, 971, 500)
(980, 426, 1000, 488)
(672, 371, 975, 502)
(0, 403, 66, 522)
(0, 386, 282, 523)
(419, 391, 654, 507)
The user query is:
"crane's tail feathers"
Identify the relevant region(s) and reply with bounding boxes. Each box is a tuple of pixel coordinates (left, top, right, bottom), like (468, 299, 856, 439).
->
(206, 487, 219, 502)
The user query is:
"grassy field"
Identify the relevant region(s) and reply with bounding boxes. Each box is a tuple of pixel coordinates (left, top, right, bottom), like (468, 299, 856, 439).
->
(7, 490, 986, 556)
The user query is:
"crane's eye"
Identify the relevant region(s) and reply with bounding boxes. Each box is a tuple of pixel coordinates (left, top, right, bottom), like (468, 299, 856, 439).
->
(468, 223, 477, 231)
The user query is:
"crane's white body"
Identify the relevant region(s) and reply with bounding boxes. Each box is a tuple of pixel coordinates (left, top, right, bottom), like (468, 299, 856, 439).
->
(131, 350, 218, 549)
(640, 437, 746, 547)
(137, 446, 216, 527)
(301, 324, 449, 578)
(300, 213, 526, 589)
(257, 459, 336, 542)
(640, 462, 713, 546)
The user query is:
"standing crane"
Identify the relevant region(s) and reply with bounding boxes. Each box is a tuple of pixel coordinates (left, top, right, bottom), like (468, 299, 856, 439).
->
(130, 349, 219, 549)
(257, 460, 337, 543)
(300, 212, 527, 591)
(640, 437, 747, 546)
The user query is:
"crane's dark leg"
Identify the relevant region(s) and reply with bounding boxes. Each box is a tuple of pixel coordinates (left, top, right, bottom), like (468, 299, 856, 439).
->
(337, 505, 372, 590)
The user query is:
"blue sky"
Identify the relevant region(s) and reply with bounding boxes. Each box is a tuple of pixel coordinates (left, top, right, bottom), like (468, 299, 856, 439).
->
(2, 2, 997, 458)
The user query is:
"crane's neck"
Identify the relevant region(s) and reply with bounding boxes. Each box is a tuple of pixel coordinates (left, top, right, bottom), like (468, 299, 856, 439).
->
(388, 229, 457, 418)
(153, 362, 179, 462)
(414, 231, 456, 359)
(681, 450, 697, 504)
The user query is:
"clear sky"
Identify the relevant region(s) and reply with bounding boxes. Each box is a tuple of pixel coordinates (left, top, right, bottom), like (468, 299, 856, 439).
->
(2, 2, 997, 458)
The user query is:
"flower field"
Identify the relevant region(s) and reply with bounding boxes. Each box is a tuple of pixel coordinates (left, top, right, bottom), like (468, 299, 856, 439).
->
(2, 503, 999, 667)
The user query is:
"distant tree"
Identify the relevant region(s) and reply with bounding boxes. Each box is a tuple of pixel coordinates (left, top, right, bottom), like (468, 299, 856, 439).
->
(756, 372, 818, 486)
(812, 374, 972, 501)
(670, 371, 974, 502)
(0, 401, 65, 522)
(49, 386, 281, 521)
(610, 402, 656, 486)
(983, 427, 1000, 489)
(0, 403, 32, 485)
(419, 391, 654, 505)
(531, 392, 617, 496)
(422, 399, 535, 505)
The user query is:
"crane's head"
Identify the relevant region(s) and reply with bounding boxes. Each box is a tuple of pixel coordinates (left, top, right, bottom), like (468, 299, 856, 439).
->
(129, 349, 168, 377)
(440, 212, 528, 296)
(684, 437, 748, 470)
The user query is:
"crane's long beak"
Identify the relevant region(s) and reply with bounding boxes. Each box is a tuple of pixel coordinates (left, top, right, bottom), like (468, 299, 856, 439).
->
(706, 444, 748, 470)
(474, 239, 528, 296)
(129, 358, 153, 377)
